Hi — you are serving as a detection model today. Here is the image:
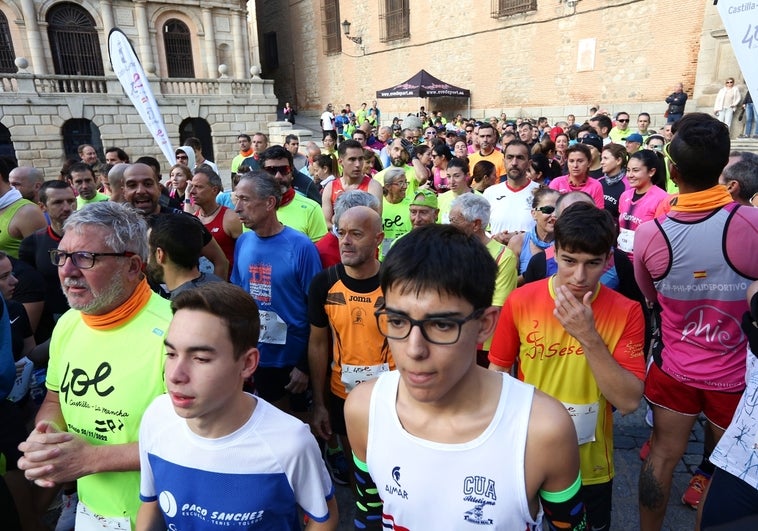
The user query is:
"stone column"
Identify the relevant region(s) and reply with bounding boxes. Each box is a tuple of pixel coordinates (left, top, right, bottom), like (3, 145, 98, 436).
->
(20, 0, 47, 75)
(202, 7, 218, 78)
(231, 9, 246, 79)
(245, 1, 260, 74)
(100, 0, 115, 35)
(133, 0, 155, 74)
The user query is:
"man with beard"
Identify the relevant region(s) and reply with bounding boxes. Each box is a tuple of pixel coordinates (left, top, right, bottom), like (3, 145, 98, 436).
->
(232, 171, 321, 415)
(147, 214, 224, 299)
(322, 140, 383, 229)
(483, 140, 540, 243)
(374, 138, 422, 196)
(17, 202, 172, 529)
(70, 163, 108, 208)
(123, 163, 229, 280)
(467, 123, 507, 180)
(259, 146, 326, 241)
(19, 181, 77, 342)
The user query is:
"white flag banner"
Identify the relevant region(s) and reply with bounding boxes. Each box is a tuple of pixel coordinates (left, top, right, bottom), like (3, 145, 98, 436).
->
(716, 1, 758, 99)
(108, 28, 175, 166)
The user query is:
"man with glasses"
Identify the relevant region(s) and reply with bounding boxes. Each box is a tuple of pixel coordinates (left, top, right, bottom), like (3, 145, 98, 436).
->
(609, 112, 632, 144)
(344, 224, 586, 530)
(232, 171, 322, 416)
(490, 203, 645, 531)
(17, 202, 172, 529)
(714, 77, 741, 130)
(258, 145, 325, 242)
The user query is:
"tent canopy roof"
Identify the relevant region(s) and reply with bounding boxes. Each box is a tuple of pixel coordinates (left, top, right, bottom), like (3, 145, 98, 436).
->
(376, 69, 470, 99)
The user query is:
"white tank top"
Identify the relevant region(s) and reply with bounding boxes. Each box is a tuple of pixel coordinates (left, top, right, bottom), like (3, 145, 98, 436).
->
(366, 371, 541, 530)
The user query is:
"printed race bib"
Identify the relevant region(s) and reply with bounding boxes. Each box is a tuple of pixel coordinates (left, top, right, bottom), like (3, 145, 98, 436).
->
(617, 227, 635, 253)
(341, 363, 390, 393)
(562, 401, 599, 445)
(258, 310, 288, 345)
(75, 502, 130, 531)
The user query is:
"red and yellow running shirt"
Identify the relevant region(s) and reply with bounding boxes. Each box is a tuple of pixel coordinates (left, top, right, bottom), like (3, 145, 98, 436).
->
(489, 277, 645, 485)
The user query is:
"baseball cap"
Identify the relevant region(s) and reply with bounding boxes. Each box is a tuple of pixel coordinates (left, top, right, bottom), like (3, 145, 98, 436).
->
(410, 189, 438, 209)
(579, 133, 603, 152)
(622, 133, 644, 143)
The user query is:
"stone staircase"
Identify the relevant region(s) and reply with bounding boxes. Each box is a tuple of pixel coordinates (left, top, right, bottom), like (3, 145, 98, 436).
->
(731, 136, 758, 154)
(267, 113, 323, 147)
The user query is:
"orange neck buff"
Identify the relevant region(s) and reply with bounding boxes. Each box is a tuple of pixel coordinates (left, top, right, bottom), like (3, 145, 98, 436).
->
(81, 277, 152, 330)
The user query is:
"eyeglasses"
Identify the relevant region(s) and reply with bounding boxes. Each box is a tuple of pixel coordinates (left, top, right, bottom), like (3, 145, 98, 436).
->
(263, 165, 291, 175)
(535, 205, 556, 215)
(662, 142, 678, 167)
(374, 307, 485, 345)
(425, 131, 437, 136)
(617, 119, 629, 123)
(176, 154, 188, 160)
(390, 180, 408, 187)
(50, 250, 136, 269)
(726, 80, 734, 84)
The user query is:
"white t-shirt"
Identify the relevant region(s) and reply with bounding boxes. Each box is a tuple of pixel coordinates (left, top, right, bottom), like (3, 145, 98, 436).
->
(321, 111, 335, 131)
(483, 180, 540, 234)
(139, 393, 334, 529)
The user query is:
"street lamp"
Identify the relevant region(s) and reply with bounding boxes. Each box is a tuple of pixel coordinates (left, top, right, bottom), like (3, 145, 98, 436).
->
(341, 20, 362, 45)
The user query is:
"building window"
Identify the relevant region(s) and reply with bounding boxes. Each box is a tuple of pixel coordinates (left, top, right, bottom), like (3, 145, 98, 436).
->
(163, 19, 195, 78)
(380, 0, 410, 43)
(47, 3, 104, 76)
(321, 0, 341, 55)
(62, 119, 103, 161)
(491, 0, 537, 18)
(0, 11, 17, 73)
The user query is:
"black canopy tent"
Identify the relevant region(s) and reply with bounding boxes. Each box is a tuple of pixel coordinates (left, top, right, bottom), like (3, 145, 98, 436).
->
(375, 69, 471, 116)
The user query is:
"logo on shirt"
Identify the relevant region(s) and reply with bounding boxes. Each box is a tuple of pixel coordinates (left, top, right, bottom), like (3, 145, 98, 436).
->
(385, 466, 408, 499)
(159, 491, 178, 517)
(161, 495, 265, 525)
(351, 307, 367, 326)
(462, 476, 496, 526)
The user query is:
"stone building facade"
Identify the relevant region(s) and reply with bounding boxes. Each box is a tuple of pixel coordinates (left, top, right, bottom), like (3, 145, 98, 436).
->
(0, 0, 277, 180)
(256, 0, 749, 134)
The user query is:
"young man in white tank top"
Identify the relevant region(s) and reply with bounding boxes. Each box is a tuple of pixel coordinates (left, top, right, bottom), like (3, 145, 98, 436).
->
(344, 224, 587, 530)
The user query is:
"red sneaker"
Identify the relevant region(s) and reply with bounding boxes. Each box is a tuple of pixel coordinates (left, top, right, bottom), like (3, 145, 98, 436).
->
(681, 470, 711, 509)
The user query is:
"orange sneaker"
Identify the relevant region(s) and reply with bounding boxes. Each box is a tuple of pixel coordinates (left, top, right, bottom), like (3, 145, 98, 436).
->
(681, 470, 710, 509)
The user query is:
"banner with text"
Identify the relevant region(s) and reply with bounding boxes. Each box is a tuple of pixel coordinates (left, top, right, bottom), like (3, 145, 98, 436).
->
(108, 28, 175, 166)
(717, 1, 758, 99)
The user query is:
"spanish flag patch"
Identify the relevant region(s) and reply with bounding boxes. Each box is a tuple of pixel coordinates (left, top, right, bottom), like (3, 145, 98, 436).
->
(693, 271, 707, 279)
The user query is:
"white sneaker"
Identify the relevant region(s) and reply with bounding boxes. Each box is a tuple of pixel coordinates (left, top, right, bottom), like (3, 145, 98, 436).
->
(54, 492, 78, 531)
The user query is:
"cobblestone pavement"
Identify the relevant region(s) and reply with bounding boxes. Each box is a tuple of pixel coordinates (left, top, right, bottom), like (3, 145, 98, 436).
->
(333, 405, 703, 530)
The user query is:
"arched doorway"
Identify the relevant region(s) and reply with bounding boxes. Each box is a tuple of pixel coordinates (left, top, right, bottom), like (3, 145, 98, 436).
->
(179, 118, 214, 162)
(61, 119, 104, 162)
(0, 122, 17, 165)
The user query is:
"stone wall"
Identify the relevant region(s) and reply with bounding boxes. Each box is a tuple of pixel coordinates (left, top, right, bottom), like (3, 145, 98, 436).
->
(259, 0, 707, 130)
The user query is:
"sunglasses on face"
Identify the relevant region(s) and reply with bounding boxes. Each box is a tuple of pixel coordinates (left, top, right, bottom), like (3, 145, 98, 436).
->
(263, 165, 291, 175)
(535, 205, 556, 215)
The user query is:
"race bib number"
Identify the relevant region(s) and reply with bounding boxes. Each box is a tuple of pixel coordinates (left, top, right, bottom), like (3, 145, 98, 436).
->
(341, 363, 390, 393)
(259, 310, 287, 345)
(562, 401, 599, 445)
(75, 502, 130, 531)
(617, 227, 635, 253)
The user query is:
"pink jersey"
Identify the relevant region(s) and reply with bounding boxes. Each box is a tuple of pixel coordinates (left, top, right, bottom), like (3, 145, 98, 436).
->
(549, 176, 604, 208)
(634, 203, 758, 391)
(616, 186, 669, 258)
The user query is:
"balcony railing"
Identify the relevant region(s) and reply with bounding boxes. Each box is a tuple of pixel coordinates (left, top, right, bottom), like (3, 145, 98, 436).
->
(0, 72, 270, 98)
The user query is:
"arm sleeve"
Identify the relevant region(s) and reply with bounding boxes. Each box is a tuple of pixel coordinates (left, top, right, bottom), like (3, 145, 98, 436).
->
(539, 473, 586, 531)
(352, 453, 383, 530)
